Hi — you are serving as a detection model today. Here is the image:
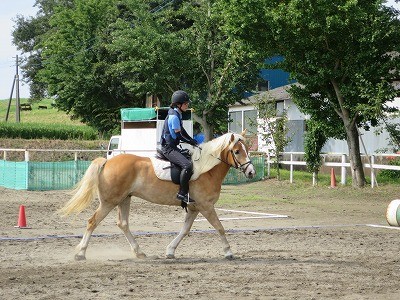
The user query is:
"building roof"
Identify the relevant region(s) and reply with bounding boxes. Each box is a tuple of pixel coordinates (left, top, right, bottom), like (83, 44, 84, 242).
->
(232, 84, 295, 107)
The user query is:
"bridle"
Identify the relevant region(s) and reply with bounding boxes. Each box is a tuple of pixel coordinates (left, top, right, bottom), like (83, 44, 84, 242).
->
(217, 140, 253, 173)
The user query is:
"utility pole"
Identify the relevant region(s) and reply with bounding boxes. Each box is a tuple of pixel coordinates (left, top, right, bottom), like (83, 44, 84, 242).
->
(5, 55, 21, 122)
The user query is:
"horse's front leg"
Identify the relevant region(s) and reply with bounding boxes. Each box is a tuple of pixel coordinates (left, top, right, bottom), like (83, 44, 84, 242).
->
(200, 207, 234, 260)
(166, 209, 199, 259)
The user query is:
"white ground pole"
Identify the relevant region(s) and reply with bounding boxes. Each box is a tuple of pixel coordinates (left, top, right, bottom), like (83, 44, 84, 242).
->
(366, 224, 400, 231)
(174, 208, 289, 222)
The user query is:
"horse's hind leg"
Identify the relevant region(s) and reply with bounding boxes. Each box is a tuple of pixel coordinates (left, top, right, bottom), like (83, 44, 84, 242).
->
(200, 207, 234, 259)
(117, 197, 146, 259)
(166, 209, 199, 259)
(75, 202, 115, 261)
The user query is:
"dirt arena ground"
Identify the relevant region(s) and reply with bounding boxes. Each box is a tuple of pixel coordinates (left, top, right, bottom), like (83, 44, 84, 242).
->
(1, 180, 400, 299)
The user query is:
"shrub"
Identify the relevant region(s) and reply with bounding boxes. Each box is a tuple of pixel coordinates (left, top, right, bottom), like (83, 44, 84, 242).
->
(378, 158, 400, 181)
(0, 122, 98, 140)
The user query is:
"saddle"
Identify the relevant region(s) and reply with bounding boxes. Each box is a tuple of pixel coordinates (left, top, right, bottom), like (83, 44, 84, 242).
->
(151, 149, 192, 184)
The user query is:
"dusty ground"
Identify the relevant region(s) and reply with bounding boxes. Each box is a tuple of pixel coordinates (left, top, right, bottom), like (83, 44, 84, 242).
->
(1, 180, 400, 299)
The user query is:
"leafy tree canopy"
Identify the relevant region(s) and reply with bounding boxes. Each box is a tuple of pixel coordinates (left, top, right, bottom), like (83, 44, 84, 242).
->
(13, 0, 263, 136)
(222, 0, 400, 186)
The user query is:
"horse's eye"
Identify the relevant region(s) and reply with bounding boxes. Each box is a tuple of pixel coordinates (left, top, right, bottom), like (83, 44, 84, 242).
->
(234, 149, 240, 155)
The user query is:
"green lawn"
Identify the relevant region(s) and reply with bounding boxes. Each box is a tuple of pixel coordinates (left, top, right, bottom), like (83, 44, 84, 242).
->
(0, 98, 84, 125)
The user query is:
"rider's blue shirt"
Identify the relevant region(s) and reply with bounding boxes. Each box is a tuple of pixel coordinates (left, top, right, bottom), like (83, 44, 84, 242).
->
(167, 108, 182, 140)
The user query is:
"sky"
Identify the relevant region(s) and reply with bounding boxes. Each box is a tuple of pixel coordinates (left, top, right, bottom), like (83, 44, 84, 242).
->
(0, 0, 399, 100)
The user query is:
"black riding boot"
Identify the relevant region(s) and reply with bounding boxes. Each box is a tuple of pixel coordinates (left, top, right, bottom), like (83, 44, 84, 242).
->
(177, 168, 195, 204)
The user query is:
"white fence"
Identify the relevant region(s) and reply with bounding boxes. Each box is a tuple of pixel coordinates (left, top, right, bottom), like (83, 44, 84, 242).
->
(266, 152, 400, 188)
(2, 148, 400, 188)
(1, 148, 106, 161)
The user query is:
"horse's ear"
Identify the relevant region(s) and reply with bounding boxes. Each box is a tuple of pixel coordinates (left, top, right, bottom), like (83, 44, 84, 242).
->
(241, 129, 247, 136)
(230, 133, 235, 142)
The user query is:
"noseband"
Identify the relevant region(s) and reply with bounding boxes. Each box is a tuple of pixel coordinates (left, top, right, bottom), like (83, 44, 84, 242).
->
(229, 149, 253, 173)
(218, 140, 253, 173)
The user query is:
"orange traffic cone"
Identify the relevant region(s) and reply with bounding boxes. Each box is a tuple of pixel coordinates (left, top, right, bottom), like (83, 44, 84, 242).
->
(15, 205, 31, 229)
(330, 168, 337, 188)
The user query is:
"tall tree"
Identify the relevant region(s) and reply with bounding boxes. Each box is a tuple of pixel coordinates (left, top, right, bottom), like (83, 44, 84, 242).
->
(223, 0, 400, 187)
(12, 0, 74, 100)
(36, 0, 141, 133)
(108, 0, 262, 140)
(13, 0, 262, 138)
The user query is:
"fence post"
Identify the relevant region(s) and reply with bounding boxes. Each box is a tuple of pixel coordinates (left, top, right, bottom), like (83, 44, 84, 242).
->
(24, 150, 30, 190)
(24, 150, 30, 162)
(3, 150, 7, 161)
(341, 154, 346, 185)
(371, 155, 375, 188)
(267, 153, 271, 178)
(74, 151, 79, 184)
(290, 153, 293, 183)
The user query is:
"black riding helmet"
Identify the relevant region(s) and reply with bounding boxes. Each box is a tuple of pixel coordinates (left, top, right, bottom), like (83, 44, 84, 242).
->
(171, 90, 190, 104)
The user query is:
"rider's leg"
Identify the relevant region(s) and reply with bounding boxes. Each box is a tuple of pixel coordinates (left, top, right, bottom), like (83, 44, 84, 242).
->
(177, 166, 195, 204)
(161, 147, 195, 205)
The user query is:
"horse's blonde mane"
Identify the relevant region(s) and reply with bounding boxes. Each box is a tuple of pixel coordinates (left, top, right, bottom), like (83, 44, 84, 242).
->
(191, 132, 244, 180)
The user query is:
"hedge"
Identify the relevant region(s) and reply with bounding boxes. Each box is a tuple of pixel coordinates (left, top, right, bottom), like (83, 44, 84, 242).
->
(0, 122, 98, 140)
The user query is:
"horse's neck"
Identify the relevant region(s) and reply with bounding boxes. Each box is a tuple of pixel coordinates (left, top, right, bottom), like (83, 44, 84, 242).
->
(208, 161, 230, 184)
(207, 148, 231, 184)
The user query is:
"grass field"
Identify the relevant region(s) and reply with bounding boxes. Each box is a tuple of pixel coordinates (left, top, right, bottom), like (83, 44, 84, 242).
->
(0, 98, 84, 125)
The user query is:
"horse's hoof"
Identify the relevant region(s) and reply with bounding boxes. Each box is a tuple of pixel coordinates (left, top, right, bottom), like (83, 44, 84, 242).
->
(136, 253, 147, 259)
(225, 254, 234, 260)
(74, 254, 86, 261)
(166, 254, 175, 259)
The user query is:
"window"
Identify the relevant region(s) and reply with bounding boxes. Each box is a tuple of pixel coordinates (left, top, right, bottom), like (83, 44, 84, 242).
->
(229, 109, 257, 135)
(229, 111, 242, 134)
(108, 137, 120, 151)
(276, 101, 284, 117)
(257, 80, 269, 92)
(243, 110, 257, 135)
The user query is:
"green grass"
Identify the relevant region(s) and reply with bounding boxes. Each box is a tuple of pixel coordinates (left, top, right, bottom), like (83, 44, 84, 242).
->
(0, 98, 84, 125)
(267, 167, 400, 186)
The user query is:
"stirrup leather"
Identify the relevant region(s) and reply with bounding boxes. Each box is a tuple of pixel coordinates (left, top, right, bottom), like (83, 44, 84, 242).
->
(177, 193, 195, 204)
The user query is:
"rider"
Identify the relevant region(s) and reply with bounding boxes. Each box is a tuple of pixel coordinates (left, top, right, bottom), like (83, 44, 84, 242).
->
(160, 90, 198, 205)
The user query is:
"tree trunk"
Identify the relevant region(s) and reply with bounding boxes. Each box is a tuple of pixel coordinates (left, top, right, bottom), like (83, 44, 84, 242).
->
(202, 122, 214, 142)
(192, 112, 214, 142)
(346, 123, 366, 187)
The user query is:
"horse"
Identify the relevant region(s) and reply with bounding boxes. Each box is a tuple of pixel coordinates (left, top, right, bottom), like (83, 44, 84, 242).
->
(60, 131, 256, 260)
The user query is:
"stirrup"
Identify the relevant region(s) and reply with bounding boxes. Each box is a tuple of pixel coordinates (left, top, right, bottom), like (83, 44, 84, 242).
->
(177, 193, 195, 204)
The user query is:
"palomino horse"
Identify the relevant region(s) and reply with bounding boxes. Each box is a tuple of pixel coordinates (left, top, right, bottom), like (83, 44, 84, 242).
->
(60, 131, 256, 260)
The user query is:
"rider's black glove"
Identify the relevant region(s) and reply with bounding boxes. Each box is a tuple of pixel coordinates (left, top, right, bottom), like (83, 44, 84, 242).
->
(189, 139, 199, 147)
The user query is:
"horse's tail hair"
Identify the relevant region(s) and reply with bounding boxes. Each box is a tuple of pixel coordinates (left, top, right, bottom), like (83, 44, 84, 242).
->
(59, 157, 107, 217)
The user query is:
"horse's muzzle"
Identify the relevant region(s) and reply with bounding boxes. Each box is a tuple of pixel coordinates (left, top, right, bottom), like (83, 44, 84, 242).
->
(243, 162, 256, 179)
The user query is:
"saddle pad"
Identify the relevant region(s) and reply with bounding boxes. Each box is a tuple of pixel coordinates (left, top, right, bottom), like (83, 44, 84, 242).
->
(150, 157, 173, 181)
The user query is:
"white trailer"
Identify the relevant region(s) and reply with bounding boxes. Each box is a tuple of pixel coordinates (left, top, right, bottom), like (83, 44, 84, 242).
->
(107, 107, 193, 159)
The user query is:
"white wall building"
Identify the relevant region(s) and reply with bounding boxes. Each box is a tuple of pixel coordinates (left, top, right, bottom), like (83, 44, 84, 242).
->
(228, 84, 400, 154)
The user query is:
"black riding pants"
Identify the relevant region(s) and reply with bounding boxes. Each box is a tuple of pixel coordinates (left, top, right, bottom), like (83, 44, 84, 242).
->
(161, 146, 193, 195)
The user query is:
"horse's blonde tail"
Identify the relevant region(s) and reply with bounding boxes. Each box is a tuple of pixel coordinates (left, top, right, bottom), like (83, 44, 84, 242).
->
(59, 157, 107, 217)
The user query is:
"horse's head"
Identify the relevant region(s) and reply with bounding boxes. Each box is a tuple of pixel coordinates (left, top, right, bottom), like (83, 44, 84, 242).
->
(226, 130, 256, 179)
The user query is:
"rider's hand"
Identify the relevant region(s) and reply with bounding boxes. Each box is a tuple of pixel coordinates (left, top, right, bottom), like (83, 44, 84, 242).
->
(190, 139, 199, 147)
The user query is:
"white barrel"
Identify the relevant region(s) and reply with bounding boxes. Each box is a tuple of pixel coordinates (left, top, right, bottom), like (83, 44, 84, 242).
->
(386, 199, 400, 226)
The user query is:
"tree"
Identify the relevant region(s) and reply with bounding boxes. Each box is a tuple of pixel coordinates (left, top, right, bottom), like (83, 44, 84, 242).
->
(223, 0, 400, 187)
(13, 0, 262, 138)
(12, 0, 74, 100)
(304, 120, 327, 185)
(107, 0, 262, 140)
(28, 0, 138, 133)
